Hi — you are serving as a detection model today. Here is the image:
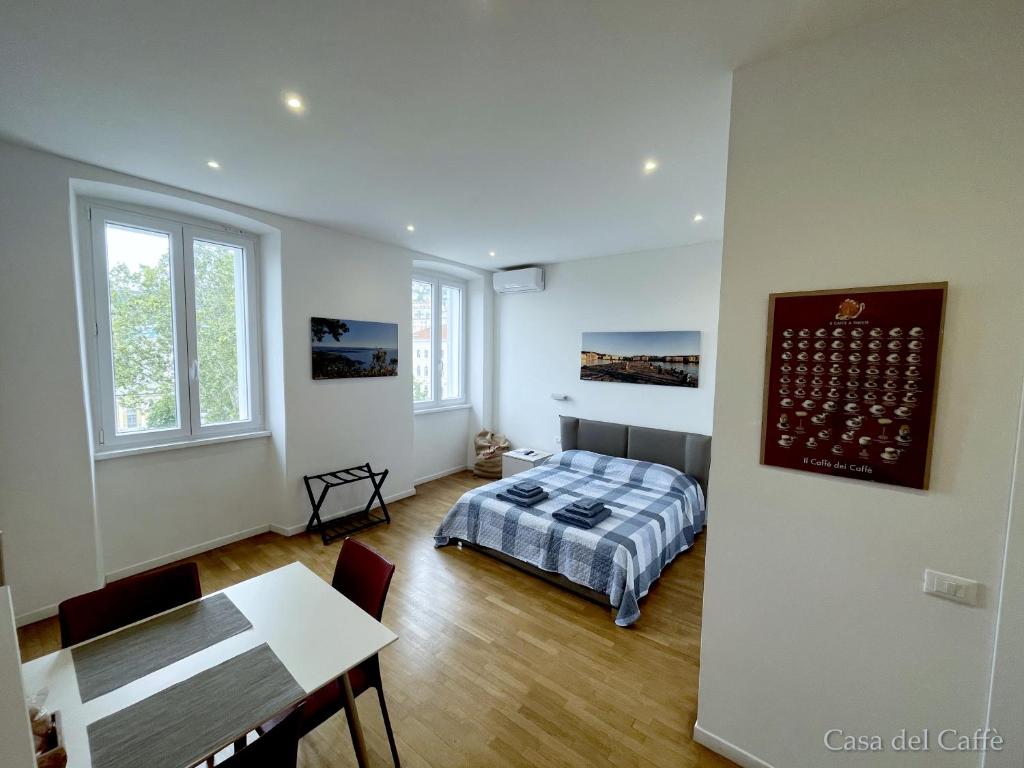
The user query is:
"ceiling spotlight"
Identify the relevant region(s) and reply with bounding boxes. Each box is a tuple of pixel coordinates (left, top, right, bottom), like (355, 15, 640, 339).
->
(206, 160, 221, 169)
(283, 92, 306, 114)
(488, 251, 496, 257)
(406, 224, 416, 232)
(693, 212, 704, 222)
(642, 158, 659, 174)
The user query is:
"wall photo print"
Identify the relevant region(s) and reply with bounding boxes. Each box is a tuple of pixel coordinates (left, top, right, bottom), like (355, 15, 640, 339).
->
(581, 331, 700, 388)
(311, 317, 399, 380)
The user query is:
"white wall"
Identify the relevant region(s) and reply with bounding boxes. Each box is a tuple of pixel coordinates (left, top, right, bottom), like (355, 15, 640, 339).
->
(495, 242, 721, 451)
(413, 408, 472, 483)
(0, 140, 432, 620)
(696, 2, 1024, 767)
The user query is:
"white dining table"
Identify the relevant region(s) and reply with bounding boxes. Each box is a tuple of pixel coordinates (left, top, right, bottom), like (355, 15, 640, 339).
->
(20, 561, 398, 768)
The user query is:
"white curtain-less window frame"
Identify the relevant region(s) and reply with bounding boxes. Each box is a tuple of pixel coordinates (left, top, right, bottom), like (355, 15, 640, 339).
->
(412, 272, 467, 411)
(82, 200, 264, 455)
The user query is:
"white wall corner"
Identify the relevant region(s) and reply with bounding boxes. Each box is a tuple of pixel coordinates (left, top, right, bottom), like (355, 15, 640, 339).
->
(693, 722, 777, 768)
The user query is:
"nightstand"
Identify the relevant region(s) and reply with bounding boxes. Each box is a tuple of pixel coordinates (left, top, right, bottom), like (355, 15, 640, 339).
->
(502, 448, 554, 478)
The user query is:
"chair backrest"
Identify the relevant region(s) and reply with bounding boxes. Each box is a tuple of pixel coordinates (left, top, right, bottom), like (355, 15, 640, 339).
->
(58, 562, 201, 648)
(331, 539, 395, 621)
(222, 706, 302, 768)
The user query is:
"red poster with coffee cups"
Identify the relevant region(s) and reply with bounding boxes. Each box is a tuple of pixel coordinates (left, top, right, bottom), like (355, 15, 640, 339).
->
(760, 283, 947, 489)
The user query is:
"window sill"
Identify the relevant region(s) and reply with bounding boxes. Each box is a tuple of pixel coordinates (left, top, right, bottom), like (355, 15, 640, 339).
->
(94, 430, 272, 461)
(414, 403, 472, 416)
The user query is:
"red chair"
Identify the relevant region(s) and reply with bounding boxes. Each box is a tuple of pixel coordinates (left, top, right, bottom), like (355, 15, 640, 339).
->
(260, 539, 400, 766)
(221, 706, 302, 768)
(58, 562, 202, 648)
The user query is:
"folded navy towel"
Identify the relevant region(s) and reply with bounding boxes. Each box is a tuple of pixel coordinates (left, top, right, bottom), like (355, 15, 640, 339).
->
(512, 481, 542, 494)
(565, 502, 608, 518)
(497, 491, 549, 507)
(553, 507, 611, 529)
(569, 498, 604, 512)
(507, 485, 545, 500)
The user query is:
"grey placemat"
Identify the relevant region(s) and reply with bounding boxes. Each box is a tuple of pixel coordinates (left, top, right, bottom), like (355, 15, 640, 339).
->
(73, 593, 252, 702)
(88, 643, 303, 768)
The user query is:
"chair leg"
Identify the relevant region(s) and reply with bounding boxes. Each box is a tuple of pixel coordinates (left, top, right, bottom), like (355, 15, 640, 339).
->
(377, 686, 401, 768)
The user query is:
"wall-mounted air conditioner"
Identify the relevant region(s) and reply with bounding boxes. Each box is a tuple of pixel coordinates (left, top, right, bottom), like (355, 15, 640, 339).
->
(493, 267, 544, 294)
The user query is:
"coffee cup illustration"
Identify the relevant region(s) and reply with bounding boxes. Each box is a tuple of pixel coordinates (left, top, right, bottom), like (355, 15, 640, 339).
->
(846, 416, 864, 428)
(830, 353, 843, 362)
(864, 392, 877, 402)
(850, 340, 863, 350)
(818, 429, 832, 439)
(783, 329, 794, 337)
(806, 438, 818, 448)
(797, 352, 809, 361)
(907, 353, 921, 363)
(815, 328, 827, 337)
(908, 340, 923, 350)
(897, 424, 912, 443)
(906, 367, 919, 378)
(779, 435, 794, 447)
(848, 353, 862, 362)
(781, 398, 794, 407)
(870, 405, 885, 416)
(802, 399, 816, 409)
(799, 329, 811, 337)
(868, 353, 881, 362)
(812, 414, 827, 425)
(870, 327, 883, 338)
(847, 366, 860, 375)
(883, 393, 897, 403)
(813, 365, 825, 373)
(886, 353, 901, 363)
(815, 340, 826, 349)
(895, 406, 912, 417)
(909, 327, 924, 337)
(858, 436, 872, 446)
(832, 327, 846, 337)
(903, 393, 917, 403)
(835, 299, 864, 320)
(851, 328, 864, 338)
(823, 401, 837, 411)
(890, 327, 903, 337)
(844, 403, 859, 413)
(888, 340, 902, 350)
(841, 430, 855, 442)
(831, 340, 844, 349)
(869, 340, 882, 350)
(881, 447, 900, 462)
(831, 444, 844, 455)
(795, 388, 806, 397)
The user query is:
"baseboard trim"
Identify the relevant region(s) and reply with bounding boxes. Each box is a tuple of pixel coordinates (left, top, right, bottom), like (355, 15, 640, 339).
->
(104, 524, 272, 582)
(694, 722, 776, 768)
(269, 488, 417, 537)
(15, 602, 59, 627)
(415, 465, 469, 485)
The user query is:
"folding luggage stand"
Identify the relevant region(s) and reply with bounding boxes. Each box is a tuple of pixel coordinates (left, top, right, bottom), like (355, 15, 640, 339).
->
(303, 463, 391, 545)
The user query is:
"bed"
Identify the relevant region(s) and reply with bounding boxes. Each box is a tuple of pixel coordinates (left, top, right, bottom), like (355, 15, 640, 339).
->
(434, 416, 711, 626)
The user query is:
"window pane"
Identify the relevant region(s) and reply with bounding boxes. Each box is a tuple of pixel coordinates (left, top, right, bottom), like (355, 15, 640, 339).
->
(104, 223, 179, 434)
(193, 238, 249, 425)
(441, 284, 462, 400)
(412, 280, 433, 402)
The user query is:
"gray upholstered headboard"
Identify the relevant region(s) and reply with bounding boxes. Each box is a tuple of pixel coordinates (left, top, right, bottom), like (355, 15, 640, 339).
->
(559, 416, 712, 495)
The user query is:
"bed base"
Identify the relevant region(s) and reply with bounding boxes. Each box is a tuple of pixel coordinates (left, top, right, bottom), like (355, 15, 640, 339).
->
(450, 538, 610, 607)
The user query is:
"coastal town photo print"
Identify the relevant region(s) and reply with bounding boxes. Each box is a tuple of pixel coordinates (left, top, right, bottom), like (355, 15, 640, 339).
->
(580, 331, 700, 388)
(311, 317, 399, 380)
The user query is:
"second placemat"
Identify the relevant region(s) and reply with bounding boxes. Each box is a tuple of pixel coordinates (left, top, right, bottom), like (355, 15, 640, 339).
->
(73, 592, 252, 702)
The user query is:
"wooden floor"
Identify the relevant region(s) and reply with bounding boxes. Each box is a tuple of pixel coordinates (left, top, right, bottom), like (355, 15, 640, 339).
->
(18, 471, 734, 768)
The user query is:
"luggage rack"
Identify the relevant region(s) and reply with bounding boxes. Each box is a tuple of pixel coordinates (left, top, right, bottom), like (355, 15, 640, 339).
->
(303, 463, 390, 545)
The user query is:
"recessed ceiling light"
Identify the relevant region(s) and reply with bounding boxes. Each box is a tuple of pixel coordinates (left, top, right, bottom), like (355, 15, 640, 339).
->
(406, 224, 416, 232)
(283, 92, 306, 114)
(488, 251, 496, 257)
(642, 158, 659, 174)
(693, 212, 704, 222)
(206, 160, 221, 169)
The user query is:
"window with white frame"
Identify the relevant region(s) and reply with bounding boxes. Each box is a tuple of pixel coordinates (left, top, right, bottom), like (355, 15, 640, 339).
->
(412, 273, 465, 409)
(84, 202, 262, 452)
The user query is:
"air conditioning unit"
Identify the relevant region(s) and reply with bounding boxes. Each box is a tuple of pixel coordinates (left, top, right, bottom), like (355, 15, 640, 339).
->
(493, 267, 544, 294)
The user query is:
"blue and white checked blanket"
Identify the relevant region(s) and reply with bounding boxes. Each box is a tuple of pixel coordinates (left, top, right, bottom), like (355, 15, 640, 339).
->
(434, 450, 705, 626)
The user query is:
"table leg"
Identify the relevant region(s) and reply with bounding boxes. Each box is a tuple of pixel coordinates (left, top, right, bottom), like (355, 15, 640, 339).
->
(341, 671, 369, 768)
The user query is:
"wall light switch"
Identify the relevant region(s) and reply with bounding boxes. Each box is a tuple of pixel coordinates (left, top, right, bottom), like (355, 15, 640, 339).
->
(923, 569, 979, 606)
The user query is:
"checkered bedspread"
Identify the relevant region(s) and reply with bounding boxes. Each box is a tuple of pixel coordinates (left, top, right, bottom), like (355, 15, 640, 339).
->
(434, 450, 705, 626)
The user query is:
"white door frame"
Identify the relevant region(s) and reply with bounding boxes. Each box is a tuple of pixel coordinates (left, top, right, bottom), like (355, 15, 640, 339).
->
(985, 373, 1024, 767)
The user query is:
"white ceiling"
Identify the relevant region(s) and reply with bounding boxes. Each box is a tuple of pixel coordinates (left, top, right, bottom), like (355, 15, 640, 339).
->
(0, 0, 913, 268)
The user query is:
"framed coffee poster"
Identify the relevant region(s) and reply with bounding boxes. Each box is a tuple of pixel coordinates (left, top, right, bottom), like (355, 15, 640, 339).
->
(760, 282, 947, 490)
